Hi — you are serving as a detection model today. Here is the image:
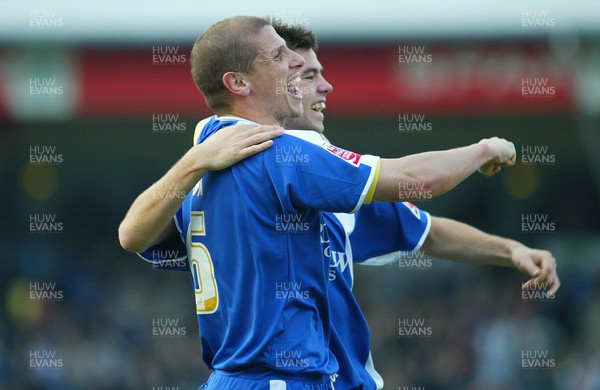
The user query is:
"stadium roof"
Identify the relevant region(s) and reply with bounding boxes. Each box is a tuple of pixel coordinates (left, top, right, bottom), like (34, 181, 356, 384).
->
(3, 0, 600, 45)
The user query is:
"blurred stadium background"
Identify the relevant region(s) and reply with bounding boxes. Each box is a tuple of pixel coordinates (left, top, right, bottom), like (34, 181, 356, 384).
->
(2, 1, 600, 389)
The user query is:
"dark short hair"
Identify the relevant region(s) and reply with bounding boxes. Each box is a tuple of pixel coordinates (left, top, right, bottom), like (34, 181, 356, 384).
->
(269, 19, 318, 52)
(190, 16, 270, 114)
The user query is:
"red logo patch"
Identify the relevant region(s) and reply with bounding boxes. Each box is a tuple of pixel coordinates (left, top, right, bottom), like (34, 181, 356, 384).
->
(325, 144, 362, 166)
(404, 202, 420, 218)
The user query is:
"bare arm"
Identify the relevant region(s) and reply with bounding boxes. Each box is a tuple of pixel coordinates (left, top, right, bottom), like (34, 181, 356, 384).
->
(374, 137, 516, 202)
(421, 216, 560, 294)
(118, 124, 283, 253)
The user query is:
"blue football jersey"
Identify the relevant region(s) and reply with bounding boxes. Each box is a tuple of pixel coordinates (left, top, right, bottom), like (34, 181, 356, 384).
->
(138, 117, 429, 388)
(163, 115, 380, 376)
(324, 202, 431, 389)
(140, 201, 429, 389)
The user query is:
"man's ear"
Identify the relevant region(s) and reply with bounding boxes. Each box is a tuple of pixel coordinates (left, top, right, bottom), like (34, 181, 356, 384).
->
(222, 72, 251, 97)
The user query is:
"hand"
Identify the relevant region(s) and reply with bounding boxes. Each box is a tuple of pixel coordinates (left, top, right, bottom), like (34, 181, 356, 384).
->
(193, 124, 284, 171)
(477, 137, 516, 176)
(512, 246, 560, 296)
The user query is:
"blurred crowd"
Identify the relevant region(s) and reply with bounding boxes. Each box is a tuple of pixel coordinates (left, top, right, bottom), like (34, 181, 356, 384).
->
(2, 235, 599, 390)
(358, 259, 600, 390)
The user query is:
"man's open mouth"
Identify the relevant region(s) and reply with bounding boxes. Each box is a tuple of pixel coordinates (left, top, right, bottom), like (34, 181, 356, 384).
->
(287, 75, 302, 99)
(311, 101, 326, 112)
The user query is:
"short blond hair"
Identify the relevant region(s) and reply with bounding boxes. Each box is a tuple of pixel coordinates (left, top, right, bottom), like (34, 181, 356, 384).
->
(190, 16, 270, 114)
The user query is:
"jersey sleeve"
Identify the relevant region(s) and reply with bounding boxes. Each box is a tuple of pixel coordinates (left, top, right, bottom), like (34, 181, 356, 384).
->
(351, 202, 431, 265)
(262, 133, 380, 214)
(135, 232, 188, 271)
(135, 195, 190, 272)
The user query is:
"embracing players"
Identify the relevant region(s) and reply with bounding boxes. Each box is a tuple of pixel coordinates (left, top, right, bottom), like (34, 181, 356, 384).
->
(119, 16, 557, 390)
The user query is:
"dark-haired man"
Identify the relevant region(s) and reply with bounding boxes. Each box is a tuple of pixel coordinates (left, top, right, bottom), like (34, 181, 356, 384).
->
(271, 21, 560, 389)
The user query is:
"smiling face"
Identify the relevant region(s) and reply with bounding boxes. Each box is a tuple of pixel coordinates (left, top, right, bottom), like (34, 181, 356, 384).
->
(283, 49, 333, 133)
(243, 25, 306, 125)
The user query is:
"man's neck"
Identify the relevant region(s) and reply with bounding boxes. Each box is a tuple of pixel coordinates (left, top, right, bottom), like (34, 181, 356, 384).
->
(216, 113, 257, 124)
(221, 105, 283, 126)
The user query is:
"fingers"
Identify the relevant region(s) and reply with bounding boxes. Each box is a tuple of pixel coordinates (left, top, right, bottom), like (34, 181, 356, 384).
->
(525, 256, 550, 286)
(235, 126, 283, 159)
(497, 141, 516, 167)
(548, 274, 561, 296)
(498, 157, 515, 168)
(478, 137, 516, 176)
(520, 251, 560, 296)
(522, 273, 560, 297)
(241, 124, 282, 135)
(508, 150, 516, 166)
(480, 137, 516, 167)
(240, 126, 284, 148)
(238, 140, 275, 158)
(478, 163, 502, 176)
(505, 143, 516, 166)
(519, 255, 542, 280)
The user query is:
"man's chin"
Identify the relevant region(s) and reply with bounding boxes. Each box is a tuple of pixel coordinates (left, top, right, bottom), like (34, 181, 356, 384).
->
(285, 95, 303, 114)
(282, 104, 303, 122)
(309, 121, 324, 133)
(291, 106, 304, 118)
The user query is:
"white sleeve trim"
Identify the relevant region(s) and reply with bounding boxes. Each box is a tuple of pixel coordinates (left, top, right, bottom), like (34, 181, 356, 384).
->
(135, 252, 157, 265)
(135, 252, 187, 266)
(173, 212, 184, 243)
(413, 210, 432, 252)
(365, 351, 384, 389)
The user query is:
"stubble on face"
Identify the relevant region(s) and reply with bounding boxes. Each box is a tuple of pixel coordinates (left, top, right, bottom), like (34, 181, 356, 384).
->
(283, 49, 330, 133)
(246, 26, 304, 125)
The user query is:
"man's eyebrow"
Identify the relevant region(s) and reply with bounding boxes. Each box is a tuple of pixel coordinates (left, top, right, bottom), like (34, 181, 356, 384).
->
(301, 66, 322, 75)
(268, 44, 287, 56)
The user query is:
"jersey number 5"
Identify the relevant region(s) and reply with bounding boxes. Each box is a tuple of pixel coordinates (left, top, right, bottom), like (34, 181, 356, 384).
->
(187, 212, 219, 314)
